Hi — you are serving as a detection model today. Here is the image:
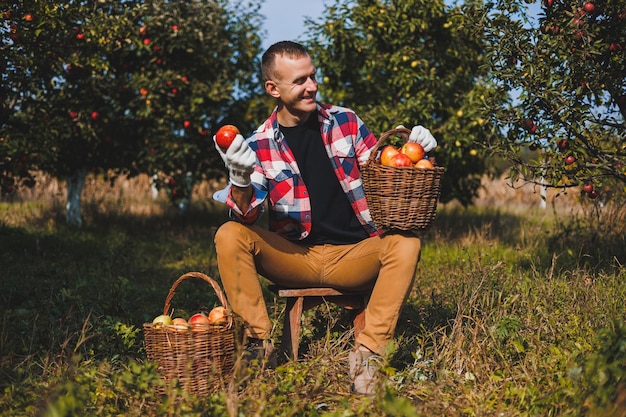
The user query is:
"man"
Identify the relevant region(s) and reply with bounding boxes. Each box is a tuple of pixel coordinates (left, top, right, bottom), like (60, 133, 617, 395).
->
(213, 41, 437, 395)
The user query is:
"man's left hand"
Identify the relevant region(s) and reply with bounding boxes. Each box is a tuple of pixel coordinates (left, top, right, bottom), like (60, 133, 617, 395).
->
(408, 125, 437, 152)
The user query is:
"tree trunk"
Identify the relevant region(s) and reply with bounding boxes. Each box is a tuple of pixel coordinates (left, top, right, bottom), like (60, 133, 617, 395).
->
(66, 168, 87, 228)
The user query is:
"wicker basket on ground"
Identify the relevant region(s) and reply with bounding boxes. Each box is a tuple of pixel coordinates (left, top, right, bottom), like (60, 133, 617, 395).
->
(143, 272, 240, 396)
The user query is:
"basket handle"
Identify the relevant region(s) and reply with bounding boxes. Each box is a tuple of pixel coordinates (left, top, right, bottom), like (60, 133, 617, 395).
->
(162, 271, 230, 316)
(367, 127, 412, 164)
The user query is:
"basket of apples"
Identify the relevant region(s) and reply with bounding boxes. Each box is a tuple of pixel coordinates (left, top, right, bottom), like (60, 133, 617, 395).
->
(361, 127, 445, 231)
(143, 271, 241, 396)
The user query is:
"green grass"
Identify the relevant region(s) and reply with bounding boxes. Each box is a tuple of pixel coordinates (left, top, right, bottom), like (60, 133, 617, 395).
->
(1, 184, 625, 416)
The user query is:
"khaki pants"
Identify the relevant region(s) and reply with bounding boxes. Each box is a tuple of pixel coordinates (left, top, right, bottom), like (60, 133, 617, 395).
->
(214, 221, 421, 355)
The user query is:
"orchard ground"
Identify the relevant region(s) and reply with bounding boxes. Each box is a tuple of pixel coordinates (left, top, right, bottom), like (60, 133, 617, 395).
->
(0, 172, 624, 416)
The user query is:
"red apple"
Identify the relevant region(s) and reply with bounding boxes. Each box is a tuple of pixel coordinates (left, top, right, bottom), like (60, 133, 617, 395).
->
(610, 43, 621, 53)
(522, 118, 536, 133)
(183, 120, 191, 129)
(172, 25, 179, 32)
(583, 2, 595, 13)
(143, 38, 150, 45)
(170, 317, 189, 332)
(139, 26, 146, 35)
(415, 158, 434, 169)
(564, 155, 576, 165)
(582, 183, 594, 193)
(76, 33, 84, 40)
(557, 139, 568, 151)
(215, 124, 240, 150)
(189, 313, 210, 331)
(388, 153, 414, 167)
(379, 145, 399, 166)
(69, 111, 78, 119)
(91, 111, 99, 120)
(24, 14, 33, 22)
(400, 142, 425, 163)
(208, 306, 228, 324)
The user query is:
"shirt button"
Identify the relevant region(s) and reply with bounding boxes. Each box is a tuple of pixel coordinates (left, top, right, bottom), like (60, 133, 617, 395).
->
(305, 215, 310, 219)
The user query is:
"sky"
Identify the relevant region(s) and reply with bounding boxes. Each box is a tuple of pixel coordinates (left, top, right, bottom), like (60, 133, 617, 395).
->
(258, 0, 326, 48)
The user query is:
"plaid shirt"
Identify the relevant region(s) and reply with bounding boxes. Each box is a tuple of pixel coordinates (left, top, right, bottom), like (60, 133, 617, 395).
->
(214, 103, 380, 241)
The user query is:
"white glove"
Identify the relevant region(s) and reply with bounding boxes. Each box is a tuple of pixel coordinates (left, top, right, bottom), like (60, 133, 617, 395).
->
(408, 125, 437, 152)
(214, 134, 256, 187)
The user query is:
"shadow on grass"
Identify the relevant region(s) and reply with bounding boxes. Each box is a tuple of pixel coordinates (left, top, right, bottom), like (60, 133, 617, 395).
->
(425, 204, 626, 274)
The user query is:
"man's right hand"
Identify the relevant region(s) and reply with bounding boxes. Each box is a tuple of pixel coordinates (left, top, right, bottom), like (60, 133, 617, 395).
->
(214, 134, 256, 187)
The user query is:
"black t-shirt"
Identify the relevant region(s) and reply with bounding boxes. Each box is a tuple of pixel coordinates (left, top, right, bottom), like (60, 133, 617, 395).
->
(281, 113, 369, 245)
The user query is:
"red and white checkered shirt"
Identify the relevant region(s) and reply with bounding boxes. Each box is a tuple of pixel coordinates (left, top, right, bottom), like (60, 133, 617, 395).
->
(214, 103, 381, 241)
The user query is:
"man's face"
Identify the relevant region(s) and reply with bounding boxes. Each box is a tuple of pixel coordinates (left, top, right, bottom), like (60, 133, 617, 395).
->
(265, 54, 318, 123)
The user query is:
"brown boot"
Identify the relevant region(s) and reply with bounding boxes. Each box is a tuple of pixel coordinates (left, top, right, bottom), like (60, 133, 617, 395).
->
(348, 346, 381, 395)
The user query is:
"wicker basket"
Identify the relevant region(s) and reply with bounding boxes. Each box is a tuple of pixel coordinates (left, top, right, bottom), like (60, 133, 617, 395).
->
(361, 127, 445, 231)
(143, 272, 239, 396)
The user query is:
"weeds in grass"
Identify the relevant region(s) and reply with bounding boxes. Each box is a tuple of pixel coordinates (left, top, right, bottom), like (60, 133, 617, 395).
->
(1, 174, 625, 416)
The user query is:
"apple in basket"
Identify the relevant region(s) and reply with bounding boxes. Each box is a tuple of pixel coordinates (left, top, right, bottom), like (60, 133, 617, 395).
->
(189, 313, 210, 331)
(388, 153, 413, 168)
(400, 142, 425, 163)
(379, 145, 399, 166)
(415, 159, 434, 169)
(208, 306, 228, 325)
(170, 317, 189, 332)
(152, 314, 172, 327)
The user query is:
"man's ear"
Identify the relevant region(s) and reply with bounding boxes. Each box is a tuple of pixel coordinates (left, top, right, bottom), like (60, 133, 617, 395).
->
(265, 80, 280, 98)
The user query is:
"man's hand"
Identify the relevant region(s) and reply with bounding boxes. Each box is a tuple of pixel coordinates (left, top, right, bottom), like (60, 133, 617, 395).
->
(408, 125, 437, 152)
(214, 134, 256, 187)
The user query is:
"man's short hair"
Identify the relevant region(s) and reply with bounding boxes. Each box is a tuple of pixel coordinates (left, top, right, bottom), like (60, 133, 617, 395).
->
(261, 41, 309, 81)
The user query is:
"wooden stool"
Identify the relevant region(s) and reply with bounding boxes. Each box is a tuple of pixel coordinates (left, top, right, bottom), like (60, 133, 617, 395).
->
(269, 286, 369, 360)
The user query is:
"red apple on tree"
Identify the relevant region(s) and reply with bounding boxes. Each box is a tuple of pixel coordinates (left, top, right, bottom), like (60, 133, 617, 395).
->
(215, 124, 240, 150)
(522, 118, 537, 133)
(557, 139, 568, 151)
(583, 2, 595, 13)
(582, 183, 594, 193)
(564, 155, 576, 165)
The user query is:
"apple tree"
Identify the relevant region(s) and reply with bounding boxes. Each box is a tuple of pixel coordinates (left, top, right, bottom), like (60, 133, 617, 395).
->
(0, 0, 263, 225)
(126, 0, 264, 213)
(461, 0, 625, 202)
(305, 0, 505, 205)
